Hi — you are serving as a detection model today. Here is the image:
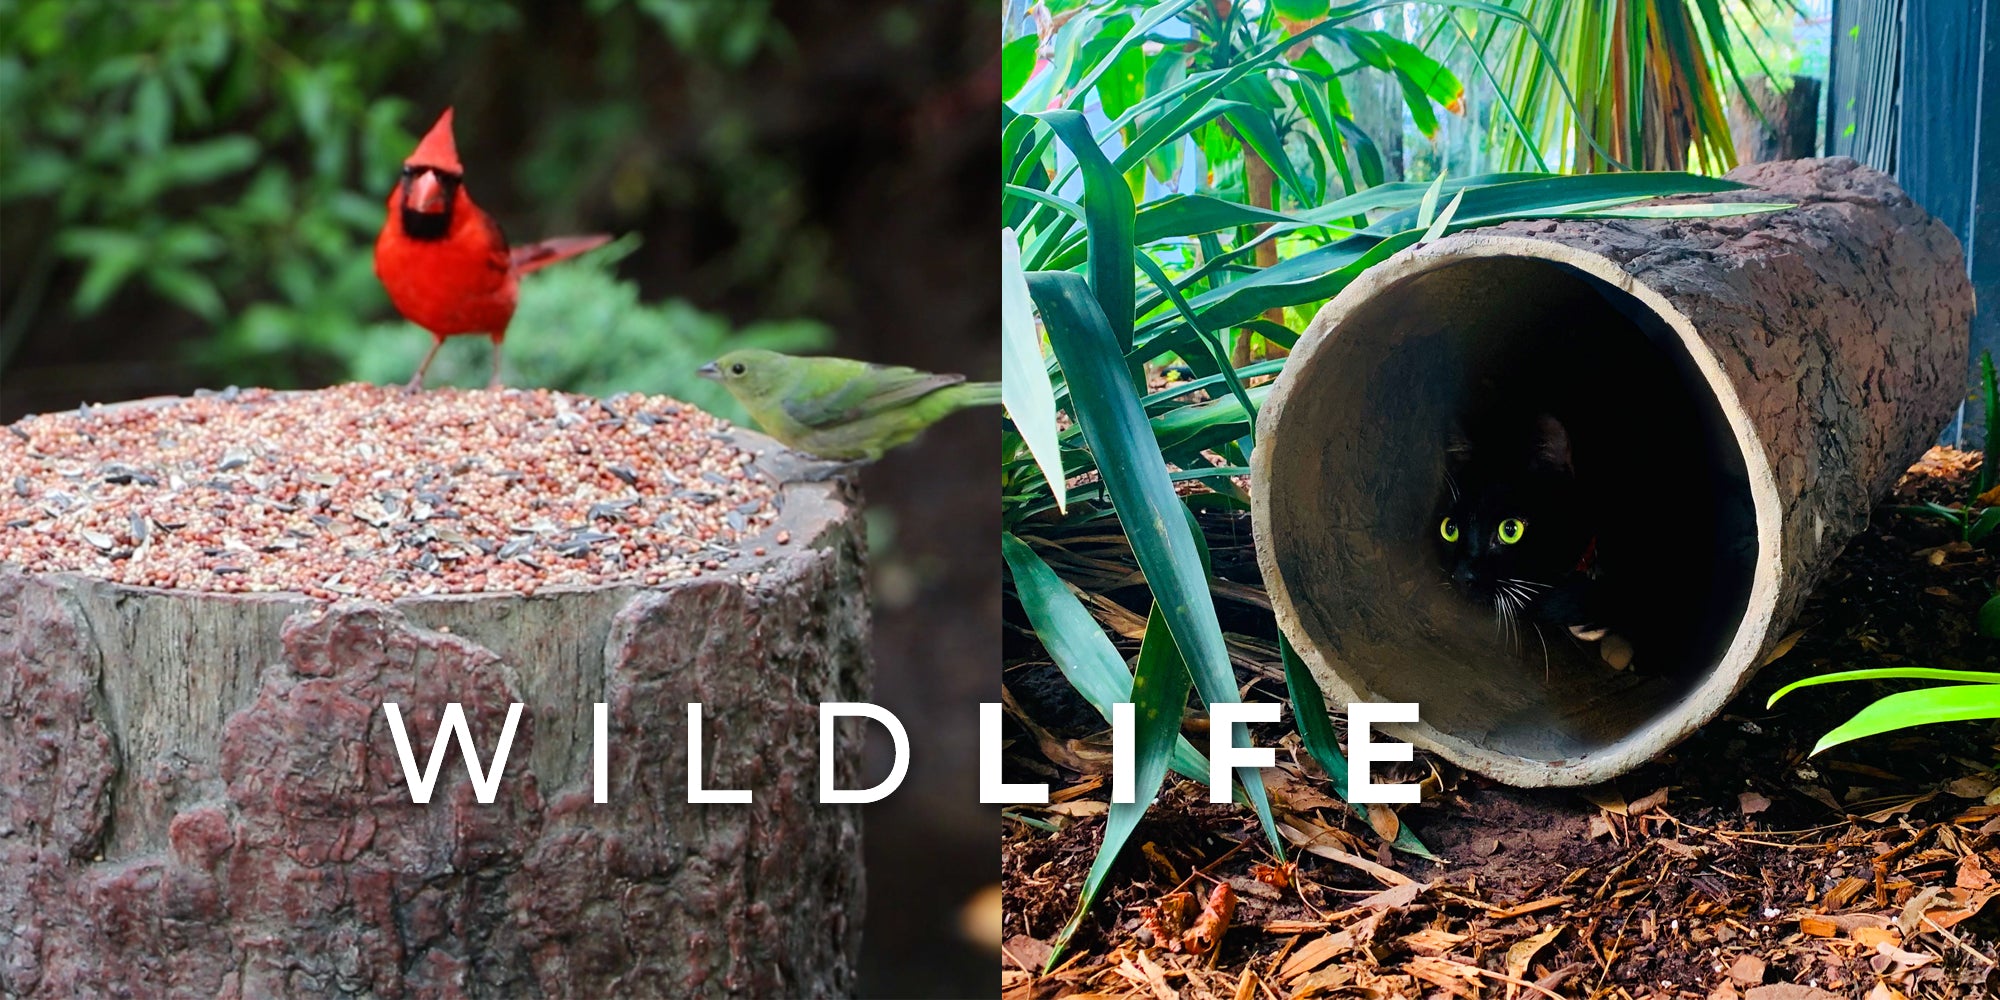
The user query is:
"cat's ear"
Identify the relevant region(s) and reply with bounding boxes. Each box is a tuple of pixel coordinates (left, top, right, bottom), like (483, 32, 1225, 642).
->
(1531, 414, 1573, 473)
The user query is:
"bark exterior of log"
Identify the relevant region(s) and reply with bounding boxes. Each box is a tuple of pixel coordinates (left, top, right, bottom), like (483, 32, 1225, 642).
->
(0, 454, 869, 996)
(1252, 157, 1974, 786)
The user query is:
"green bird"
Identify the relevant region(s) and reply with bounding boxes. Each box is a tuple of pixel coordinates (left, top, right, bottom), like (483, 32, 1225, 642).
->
(698, 348, 1001, 462)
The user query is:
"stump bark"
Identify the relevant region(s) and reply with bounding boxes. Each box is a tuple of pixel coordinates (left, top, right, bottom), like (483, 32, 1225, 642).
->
(1252, 158, 1973, 787)
(0, 421, 870, 997)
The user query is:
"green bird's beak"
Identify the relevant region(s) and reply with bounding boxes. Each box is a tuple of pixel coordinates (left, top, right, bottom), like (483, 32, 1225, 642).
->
(696, 361, 721, 380)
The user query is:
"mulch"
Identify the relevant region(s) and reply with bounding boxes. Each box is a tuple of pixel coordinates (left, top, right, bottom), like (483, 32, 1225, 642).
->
(1002, 447, 2000, 1000)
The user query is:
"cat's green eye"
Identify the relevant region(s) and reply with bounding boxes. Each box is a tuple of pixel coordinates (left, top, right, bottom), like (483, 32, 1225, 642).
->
(1497, 518, 1526, 544)
(1439, 517, 1458, 542)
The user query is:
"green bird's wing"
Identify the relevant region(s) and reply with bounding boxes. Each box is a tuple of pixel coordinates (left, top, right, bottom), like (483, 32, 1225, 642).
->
(779, 363, 964, 429)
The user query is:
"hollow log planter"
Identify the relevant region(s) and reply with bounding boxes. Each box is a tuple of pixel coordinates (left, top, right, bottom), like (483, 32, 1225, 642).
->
(1251, 158, 1974, 787)
(0, 415, 868, 997)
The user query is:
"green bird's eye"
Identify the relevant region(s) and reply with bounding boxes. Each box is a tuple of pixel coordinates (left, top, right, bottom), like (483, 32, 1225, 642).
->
(1497, 518, 1526, 544)
(1439, 517, 1458, 543)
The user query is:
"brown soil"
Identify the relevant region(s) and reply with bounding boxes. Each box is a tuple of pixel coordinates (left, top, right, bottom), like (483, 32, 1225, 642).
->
(1002, 447, 2000, 1000)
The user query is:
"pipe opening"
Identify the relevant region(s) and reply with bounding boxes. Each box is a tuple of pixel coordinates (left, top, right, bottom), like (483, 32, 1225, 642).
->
(1261, 254, 1760, 765)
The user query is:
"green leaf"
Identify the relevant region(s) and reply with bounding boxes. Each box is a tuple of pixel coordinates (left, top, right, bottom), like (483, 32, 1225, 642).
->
(146, 265, 225, 322)
(1034, 110, 1136, 350)
(1359, 28, 1464, 112)
(999, 531, 1210, 780)
(1567, 202, 1793, 219)
(1416, 171, 1446, 229)
(1982, 353, 1998, 497)
(131, 74, 172, 155)
(1064, 0, 1201, 112)
(1810, 684, 2000, 755)
(1, 147, 68, 198)
(57, 228, 148, 315)
(157, 134, 260, 188)
(1980, 595, 2000, 639)
(1969, 507, 2000, 545)
(1767, 667, 2000, 708)
(1220, 105, 1312, 207)
(1002, 35, 1039, 102)
(1028, 270, 1281, 856)
(1367, 172, 1747, 233)
(1096, 42, 1147, 119)
(1003, 229, 1066, 514)
(1419, 190, 1464, 245)
(1049, 597, 1196, 969)
(1272, 0, 1329, 18)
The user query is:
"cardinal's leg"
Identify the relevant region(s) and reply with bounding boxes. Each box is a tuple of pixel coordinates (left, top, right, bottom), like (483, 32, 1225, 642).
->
(407, 336, 445, 393)
(487, 333, 504, 389)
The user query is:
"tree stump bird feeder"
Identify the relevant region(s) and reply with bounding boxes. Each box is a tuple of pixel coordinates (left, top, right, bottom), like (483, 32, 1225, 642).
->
(1251, 158, 1975, 787)
(0, 386, 869, 997)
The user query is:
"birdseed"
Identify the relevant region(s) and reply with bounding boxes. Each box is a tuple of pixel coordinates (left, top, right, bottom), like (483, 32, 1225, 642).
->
(0, 384, 781, 600)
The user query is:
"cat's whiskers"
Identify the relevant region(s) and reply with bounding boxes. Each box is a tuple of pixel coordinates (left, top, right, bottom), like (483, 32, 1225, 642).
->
(1530, 622, 1551, 680)
(1493, 588, 1524, 655)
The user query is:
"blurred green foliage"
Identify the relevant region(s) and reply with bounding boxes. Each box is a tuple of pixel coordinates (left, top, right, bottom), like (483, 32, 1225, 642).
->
(0, 0, 826, 407)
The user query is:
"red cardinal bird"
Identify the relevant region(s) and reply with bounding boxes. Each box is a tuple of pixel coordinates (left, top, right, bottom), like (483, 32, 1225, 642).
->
(374, 108, 610, 390)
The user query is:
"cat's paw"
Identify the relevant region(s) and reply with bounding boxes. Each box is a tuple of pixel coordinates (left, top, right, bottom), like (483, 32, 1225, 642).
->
(1565, 624, 1634, 670)
(1599, 633, 1634, 671)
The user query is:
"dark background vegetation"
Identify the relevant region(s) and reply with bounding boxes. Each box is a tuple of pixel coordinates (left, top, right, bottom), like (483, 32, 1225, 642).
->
(0, 0, 997, 994)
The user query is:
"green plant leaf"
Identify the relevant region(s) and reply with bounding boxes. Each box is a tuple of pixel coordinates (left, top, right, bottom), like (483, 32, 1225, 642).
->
(1272, 0, 1330, 19)
(1220, 104, 1313, 207)
(1980, 595, 2000, 639)
(1000, 531, 1210, 779)
(1969, 507, 2000, 545)
(146, 265, 224, 321)
(1027, 270, 1281, 855)
(1034, 110, 1136, 350)
(1048, 596, 1196, 969)
(1767, 667, 2000, 708)
(1003, 229, 1066, 514)
(1810, 684, 2000, 755)
(1002, 35, 1039, 101)
(1983, 352, 1998, 497)
(1419, 190, 1464, 244)
(1415, 170, 1446, 230)
(1063, 0, 1202, 110)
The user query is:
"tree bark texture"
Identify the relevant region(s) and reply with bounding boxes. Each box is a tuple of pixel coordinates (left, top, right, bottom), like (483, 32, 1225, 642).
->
(0, 435, 869, 997)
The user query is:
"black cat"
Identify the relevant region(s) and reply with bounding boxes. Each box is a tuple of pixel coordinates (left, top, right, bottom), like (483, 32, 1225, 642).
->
(1435, 414, 1609, 661)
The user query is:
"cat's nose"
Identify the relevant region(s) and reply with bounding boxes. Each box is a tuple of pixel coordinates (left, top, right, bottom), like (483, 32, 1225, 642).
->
(1451, 567, 1477, 590)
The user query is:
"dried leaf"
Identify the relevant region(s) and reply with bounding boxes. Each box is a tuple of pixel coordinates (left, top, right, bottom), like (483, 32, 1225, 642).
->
(1628, 786, 1669, 816)
(1505, 925, 1562, 999)
(1250, 861, 1293, 890)
(1366, 802, 1400, 842)
(1726, 953, 1766, 986)
(1358, 880, 1428, 910)
(1181, 881, 1237, 955)
(1140, 892, 1196, 951)
(1759, 629, 1806, 666)
(1744, 986, 1844, 1000)
(1739, 791, 1773, 816)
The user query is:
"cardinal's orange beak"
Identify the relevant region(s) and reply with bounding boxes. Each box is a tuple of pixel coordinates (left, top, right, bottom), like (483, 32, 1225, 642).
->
(405, 170, 447, 214)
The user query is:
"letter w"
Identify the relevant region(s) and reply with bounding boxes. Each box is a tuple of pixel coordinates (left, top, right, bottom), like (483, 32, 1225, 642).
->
(383, 703, 523, 804)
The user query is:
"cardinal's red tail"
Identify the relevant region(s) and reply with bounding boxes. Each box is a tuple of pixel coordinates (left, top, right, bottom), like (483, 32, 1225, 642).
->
(509, 234, 613, 275)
